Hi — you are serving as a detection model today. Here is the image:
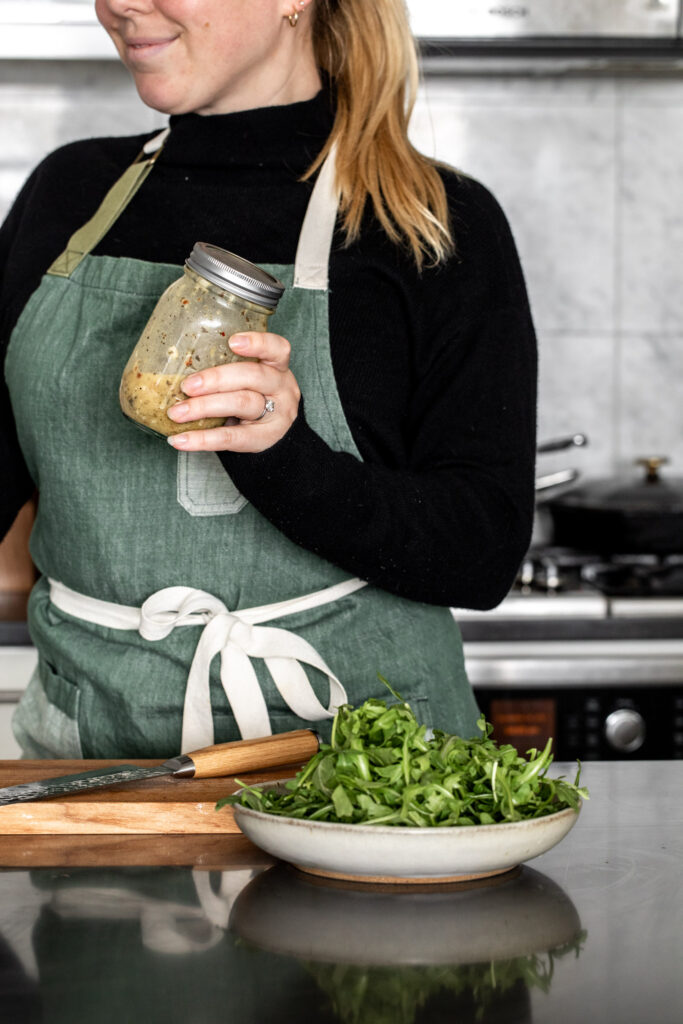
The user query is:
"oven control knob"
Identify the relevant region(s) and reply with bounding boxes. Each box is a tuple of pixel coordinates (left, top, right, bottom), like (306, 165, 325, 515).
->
(604, 709, 646, 753)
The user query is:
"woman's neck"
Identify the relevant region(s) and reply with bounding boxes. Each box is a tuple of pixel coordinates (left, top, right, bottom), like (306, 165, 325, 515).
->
(163, 84, 335, 172)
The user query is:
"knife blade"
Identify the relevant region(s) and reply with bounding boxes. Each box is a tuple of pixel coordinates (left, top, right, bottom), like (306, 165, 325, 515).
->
(0, 729, 320, 807)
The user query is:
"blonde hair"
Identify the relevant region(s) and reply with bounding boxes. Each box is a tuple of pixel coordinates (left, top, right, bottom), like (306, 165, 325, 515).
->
(308, 0, 453, 268)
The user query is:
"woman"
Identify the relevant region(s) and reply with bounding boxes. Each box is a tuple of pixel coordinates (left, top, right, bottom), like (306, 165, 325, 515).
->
(0, 0, 537, 759)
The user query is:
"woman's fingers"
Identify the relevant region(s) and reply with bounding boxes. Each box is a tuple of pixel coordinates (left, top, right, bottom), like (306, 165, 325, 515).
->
(180, 360, 283, 399)
(228, 331, 291, 370)
(168, 415, 291, 454)
(166, 330, 301, 452)
(167, 388, 266, 424)
(179, 332, 291, 402)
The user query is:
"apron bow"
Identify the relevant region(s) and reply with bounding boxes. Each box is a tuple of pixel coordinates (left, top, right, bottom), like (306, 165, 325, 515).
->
(139, 586, 229, 640)
(49, 578, 365, 752)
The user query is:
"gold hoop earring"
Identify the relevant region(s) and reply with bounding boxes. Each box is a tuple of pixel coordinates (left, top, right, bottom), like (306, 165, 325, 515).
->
(287, 2, 305, 27)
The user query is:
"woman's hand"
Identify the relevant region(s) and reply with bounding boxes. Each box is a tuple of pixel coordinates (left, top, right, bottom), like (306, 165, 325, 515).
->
(166, 332, 300, 453)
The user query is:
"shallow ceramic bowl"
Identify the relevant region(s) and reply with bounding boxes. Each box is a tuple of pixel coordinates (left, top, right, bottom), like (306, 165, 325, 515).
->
(231, 780, 581, 884)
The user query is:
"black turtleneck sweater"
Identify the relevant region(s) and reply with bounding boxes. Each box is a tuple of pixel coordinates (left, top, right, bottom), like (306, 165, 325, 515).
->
(0, 88, 537, 609)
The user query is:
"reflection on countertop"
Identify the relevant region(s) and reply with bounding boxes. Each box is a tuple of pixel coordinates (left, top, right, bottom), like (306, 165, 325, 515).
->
(232, 863, 585, 1024)
(0, 863, 582, 1024)
(0, 760, 680, 1024)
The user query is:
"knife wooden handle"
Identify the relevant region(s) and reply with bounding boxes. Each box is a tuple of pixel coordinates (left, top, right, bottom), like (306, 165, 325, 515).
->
(185, 729, 321, 778)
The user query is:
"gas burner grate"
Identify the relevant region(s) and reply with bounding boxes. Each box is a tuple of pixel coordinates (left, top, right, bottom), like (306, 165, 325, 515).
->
(518, 547, 683, 597)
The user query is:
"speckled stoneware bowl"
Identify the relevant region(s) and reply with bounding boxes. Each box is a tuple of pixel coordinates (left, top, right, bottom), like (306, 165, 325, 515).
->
(230, 780, 581, 884)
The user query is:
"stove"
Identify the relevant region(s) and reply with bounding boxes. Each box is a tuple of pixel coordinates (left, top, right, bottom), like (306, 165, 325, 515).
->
(518, 546, 683, 599)
(454, 545, 683, 762)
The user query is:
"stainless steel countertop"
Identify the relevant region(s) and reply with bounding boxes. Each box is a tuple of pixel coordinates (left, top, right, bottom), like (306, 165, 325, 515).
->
(0, 760, 680, 1023)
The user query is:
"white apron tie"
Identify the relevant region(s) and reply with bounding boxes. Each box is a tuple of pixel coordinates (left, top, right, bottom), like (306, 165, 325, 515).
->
(48, 576, 367, 752)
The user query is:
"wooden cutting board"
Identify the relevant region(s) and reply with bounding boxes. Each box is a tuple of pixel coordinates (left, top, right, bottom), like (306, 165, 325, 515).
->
(0, 759, 297, 835)
(0, 833, 276, 868)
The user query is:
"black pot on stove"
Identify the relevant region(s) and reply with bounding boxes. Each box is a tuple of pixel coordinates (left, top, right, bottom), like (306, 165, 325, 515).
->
(546, 457, 683, 554)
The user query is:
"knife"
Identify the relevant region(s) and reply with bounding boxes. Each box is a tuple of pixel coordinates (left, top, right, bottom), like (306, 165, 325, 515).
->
(0, 729, 320, 807)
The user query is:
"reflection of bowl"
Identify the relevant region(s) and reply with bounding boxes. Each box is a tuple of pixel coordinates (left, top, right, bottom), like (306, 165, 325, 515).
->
(231, 863, 583, 966)
(232, 781, 581, 883)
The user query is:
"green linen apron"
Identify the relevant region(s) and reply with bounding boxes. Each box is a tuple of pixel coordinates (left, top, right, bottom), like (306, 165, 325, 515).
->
(5, 129, 479, 759)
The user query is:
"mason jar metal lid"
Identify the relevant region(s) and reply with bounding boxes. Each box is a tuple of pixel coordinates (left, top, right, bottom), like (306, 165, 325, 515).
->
(185, 242, 284, 308)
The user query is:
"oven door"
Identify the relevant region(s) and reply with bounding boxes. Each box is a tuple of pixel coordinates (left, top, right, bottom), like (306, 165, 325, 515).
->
(465, 639, 683, 760)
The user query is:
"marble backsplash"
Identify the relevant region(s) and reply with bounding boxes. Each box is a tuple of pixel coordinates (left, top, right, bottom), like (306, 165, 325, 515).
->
(412, 71, 683, 483)
(1, 59, 681, 484)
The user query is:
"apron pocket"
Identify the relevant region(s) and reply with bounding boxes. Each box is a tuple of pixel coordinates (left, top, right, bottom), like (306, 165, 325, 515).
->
(176, 451, 248, 517)
(12, 659, 83, 759)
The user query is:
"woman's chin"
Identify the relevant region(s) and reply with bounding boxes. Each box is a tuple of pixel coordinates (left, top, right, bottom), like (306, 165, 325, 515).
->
(128, 74, 196, 116)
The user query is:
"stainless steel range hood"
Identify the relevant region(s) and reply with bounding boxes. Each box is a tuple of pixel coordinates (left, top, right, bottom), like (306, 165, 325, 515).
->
(409, 0, 679, 46)
(407, 0, 683, 75)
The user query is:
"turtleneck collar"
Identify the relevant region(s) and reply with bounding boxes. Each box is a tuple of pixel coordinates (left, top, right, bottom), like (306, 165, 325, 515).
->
(161, 84, 335, 172)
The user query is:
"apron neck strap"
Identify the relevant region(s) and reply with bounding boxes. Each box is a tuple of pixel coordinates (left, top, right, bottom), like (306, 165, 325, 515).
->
(45, 127, 339, 290)
(293, 143, 339, 292)
(46, 128, 170, 279)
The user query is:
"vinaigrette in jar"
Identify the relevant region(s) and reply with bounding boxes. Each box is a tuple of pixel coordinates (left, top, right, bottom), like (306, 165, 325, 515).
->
(119, 243, 284, 437)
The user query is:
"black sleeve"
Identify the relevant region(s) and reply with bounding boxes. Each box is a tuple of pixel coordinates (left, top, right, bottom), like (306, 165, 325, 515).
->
(0, 178, 38, 539)
(219, 177, 538, 610)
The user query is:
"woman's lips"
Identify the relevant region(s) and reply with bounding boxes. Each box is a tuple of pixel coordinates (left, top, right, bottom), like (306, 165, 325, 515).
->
(124, 37, 178, 62)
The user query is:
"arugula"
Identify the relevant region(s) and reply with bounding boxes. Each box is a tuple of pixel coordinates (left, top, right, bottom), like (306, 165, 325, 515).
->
(305, 932, 587, 1024)
(218, 685, 588, 826)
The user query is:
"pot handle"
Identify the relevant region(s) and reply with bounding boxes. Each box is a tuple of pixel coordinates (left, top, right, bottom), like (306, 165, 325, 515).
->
(537, 433, 588, 454)
(636, 456, 669, 482)
(535, 468, 579, 493)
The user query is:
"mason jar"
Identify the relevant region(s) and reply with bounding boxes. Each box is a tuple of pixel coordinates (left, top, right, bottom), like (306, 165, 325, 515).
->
(119, 243, 284, 438)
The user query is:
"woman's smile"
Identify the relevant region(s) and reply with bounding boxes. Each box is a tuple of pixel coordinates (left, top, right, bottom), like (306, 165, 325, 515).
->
(122, 36, 179, 65)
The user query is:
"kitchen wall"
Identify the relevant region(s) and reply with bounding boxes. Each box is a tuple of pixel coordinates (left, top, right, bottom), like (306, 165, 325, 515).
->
(411, 68, 683, 482)
(1, 58, 683, 481)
